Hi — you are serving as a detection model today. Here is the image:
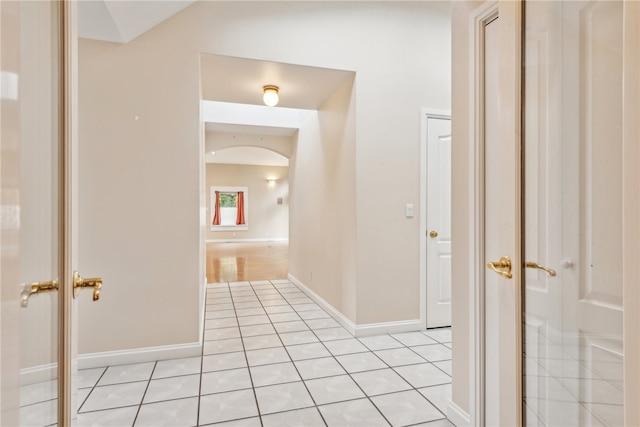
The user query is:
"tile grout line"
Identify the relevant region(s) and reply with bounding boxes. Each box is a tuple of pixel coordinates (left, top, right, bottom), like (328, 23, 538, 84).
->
(195, 283, 219, 427)
(75, 366, 108, 415)
(228, 282, 265, 427)
(130, 361, 158, 426)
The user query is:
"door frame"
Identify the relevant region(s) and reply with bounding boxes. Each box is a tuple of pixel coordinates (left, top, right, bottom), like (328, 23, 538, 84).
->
(419, 108, 451, 331)
(60, 1, 79, 424)
(463, 1, 523, 426)
(621, 2, 640, 425)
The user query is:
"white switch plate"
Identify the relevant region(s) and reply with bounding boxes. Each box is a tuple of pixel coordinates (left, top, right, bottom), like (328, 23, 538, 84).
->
(405, 203, 414, 218)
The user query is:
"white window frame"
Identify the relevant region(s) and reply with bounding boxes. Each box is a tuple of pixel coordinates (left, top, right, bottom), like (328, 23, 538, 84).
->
(210, 186, 249, 231)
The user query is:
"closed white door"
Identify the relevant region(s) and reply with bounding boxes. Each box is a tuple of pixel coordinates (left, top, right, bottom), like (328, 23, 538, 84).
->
(426, 115, 452, 328)
(523, 1, 627, 425)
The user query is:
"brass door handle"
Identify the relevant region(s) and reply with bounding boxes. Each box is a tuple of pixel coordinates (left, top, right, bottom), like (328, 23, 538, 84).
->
(486, 256, 513, 279)
(429, 230, 438, 238)
(73, 271, 102, 300)
(525, 262, 556, 277)
(21, 280, 59, 307)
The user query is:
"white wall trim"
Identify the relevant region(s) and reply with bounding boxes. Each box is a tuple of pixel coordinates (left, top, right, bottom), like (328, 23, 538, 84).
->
(206, 238, 289, 243)
(419, 108, 451, 331)
(447, 400, 472, 427)
(78, 342, 202, 370)
(288, 274, 422, 338)
(353, 319, 422, 338)
(20, 363, 58, 386)
(210, 225, 249, 232)
(468, 2, 498, 426)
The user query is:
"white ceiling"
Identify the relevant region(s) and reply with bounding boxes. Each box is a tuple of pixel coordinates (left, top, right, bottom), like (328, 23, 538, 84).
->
(78, 0, 196, 43)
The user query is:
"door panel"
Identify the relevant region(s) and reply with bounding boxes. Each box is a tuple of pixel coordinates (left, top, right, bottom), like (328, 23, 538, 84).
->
(484, 2, 523, 424)
(523, 1, 624, 425)
(1, 1, 78, 425)
(484, 16, 502, 427)
(426, 116, 452, 328)
(19, 1, 61, 424)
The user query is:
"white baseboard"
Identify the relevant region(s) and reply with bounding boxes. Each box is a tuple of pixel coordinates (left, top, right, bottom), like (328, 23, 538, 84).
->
(288, 274, 423, 338)
(354, 319, 423, 338)
(288, 274, 357, 335)
(447, 400, 471, 427)
(78, 342, 202, 370)
(206, 238, 289, 243)
(21, 363, 57, 385)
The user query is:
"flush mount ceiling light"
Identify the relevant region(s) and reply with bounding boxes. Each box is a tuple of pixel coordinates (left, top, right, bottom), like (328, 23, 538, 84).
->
(263, 85, 279, 107)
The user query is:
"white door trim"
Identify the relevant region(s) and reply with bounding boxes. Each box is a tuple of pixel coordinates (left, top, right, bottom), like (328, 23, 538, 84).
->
(467, 1, 523, 425)
(419, 108, 451, 332)
(622, 2, 640, 424)
(464, 3, 499, 426)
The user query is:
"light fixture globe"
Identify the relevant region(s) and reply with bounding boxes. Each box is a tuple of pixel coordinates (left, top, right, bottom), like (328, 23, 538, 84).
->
(263, 85, 279, 107)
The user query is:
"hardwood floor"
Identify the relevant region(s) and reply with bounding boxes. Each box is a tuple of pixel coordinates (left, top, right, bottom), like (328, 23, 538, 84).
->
(206, 241, 289, 283)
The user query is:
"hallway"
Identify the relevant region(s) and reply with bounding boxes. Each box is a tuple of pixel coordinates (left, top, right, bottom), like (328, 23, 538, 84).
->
(66, 279, 454, 426)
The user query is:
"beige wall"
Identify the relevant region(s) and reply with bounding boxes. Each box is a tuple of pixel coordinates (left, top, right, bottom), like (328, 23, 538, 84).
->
(206, 164, 289, 242)
(290, 77, 358, 321)
(78, 35, 202, 352)
(78, 1, 450, 354)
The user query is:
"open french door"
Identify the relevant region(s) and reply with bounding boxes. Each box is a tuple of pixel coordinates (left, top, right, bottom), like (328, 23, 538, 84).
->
(521, 1, 640, 425)
(483, 0, 640, 425)
(0, 2, 93, 425)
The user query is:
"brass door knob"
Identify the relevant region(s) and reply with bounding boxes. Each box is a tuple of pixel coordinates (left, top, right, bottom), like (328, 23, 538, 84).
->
(525, 262, 556, 277)
(429, 230, 438, 238)
(73, 271, 103, 300)
(486, 256, 513, 279)
(20, 280, 59, 307)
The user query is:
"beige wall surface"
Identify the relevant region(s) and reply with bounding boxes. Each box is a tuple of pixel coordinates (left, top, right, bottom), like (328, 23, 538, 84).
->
(78, 1, 451, 354)
(206, 164, 289, 242)
(290, 77, 358, 322)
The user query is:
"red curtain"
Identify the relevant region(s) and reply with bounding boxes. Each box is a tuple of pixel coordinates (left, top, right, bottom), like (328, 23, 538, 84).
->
(212, 191, 221, 225)
(236, 191, 245, 225)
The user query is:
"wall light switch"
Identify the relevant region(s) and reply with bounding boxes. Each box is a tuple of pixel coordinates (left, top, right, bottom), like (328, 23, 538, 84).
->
(405, 203, 414, 218)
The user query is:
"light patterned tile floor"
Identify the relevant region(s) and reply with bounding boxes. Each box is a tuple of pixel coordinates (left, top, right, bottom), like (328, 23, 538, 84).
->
(22, 279, 455, 427)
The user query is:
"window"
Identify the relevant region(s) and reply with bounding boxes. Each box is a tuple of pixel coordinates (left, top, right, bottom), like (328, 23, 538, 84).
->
(211, 186, 248, 231)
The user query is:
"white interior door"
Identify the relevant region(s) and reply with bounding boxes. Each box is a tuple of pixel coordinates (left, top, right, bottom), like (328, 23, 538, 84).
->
(1, 2, 83, 425)
(426, 115, 452, 328)
(523, 1, 627, 425)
